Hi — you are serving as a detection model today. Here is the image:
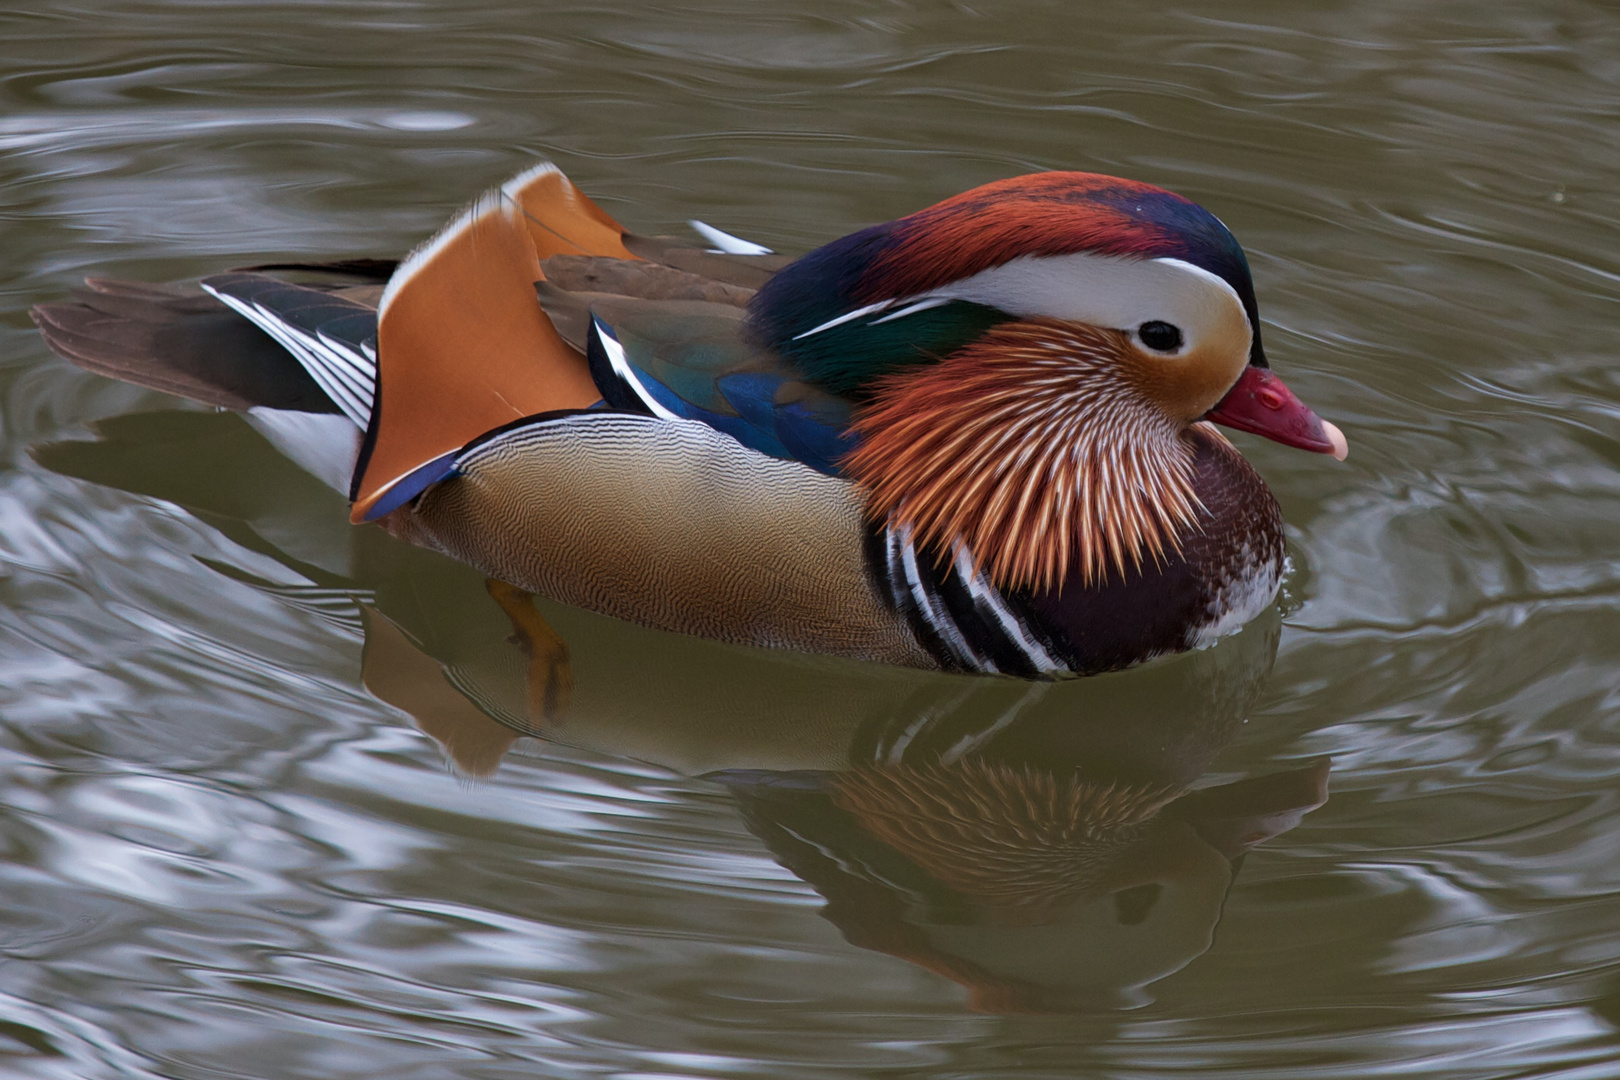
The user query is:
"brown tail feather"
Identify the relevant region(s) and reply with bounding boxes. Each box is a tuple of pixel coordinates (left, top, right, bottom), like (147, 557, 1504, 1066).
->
(32, 280, 339, 413)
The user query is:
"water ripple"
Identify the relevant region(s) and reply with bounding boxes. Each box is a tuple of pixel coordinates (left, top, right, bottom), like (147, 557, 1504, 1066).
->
(3, 0, 1620, 1076)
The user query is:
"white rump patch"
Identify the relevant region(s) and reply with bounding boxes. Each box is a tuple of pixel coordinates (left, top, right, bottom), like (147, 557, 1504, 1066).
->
(245, 407, 363, 494)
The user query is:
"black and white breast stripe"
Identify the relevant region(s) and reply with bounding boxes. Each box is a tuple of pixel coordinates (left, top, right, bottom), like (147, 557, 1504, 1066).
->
(871, 524, 1067, 678)
(200, 272, 378, 428)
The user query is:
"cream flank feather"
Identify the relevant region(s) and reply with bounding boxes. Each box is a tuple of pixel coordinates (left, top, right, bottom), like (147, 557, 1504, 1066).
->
(846, 319, 1206, 593)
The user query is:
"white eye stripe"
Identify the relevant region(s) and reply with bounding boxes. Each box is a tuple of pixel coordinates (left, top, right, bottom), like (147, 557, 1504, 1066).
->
(1151, 257, 1248, 325)
(944, 252, 1244, 340)
(813, 251, 1252, 356)
(789, 250, 1253, 361)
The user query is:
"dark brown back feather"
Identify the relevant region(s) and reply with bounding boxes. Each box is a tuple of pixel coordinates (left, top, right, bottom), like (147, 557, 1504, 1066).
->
(540, 254, 756, 306)
(620, 233, 791, 289)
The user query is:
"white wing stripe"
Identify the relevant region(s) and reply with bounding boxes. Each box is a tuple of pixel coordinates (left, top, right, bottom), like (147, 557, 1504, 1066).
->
(306, 330, 370, 405)
(200, 282, 374, 427)
(315, 330, 377, 395)
(247, 304, 370, 424)
(591, 318, 680, 421)
(214, 292, 361, 421)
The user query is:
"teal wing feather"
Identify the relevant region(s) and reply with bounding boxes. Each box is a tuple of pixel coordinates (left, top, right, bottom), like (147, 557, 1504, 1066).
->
(577, 294, 859, 475)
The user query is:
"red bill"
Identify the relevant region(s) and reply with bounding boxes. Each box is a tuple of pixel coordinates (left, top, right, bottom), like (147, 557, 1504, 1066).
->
(1206, 366, 1348, 460)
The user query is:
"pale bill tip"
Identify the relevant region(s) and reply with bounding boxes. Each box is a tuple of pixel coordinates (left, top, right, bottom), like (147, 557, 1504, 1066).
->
(1322, 419, 1349, 461)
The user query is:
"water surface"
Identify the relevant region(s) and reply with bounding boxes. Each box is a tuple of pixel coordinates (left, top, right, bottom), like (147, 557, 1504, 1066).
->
(3, 2, 1620, 1077)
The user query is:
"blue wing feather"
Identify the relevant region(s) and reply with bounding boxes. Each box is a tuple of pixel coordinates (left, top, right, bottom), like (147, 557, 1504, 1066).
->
(585, 301, 859, 475)
(712, 371, 778, 431)
(775, 400, 859, 474)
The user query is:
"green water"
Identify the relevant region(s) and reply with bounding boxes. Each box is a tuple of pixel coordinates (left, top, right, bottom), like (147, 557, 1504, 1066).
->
(3, 2, 1620, 1076)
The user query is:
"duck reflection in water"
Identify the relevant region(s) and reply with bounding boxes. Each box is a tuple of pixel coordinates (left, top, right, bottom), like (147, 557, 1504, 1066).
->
(728, 740, 1324, 1013)
(39, 407, 1327, 1014)
(368, 575, 1325, 1014)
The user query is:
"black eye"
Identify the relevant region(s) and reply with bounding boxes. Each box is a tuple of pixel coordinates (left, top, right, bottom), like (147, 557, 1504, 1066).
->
(1138, 321, 1183, 352)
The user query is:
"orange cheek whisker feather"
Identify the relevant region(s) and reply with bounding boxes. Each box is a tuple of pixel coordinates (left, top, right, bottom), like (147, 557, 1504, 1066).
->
(846, 319, 1205, 593)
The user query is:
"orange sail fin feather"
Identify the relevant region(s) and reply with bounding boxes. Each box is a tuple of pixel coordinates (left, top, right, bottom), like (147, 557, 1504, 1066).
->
(354, 168, 637, 521)
(501, 162, 638, 261)
(846, 319, 1204, 593)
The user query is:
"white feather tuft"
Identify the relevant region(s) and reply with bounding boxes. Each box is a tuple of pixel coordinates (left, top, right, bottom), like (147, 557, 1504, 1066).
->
(688, 219, 774, 255)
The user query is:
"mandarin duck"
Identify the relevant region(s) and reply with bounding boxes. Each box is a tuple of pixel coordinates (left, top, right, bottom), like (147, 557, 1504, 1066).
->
(34, 162, 1346, 678)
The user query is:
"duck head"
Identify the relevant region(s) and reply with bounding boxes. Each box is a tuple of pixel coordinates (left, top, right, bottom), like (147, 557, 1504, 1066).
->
(747, 172, 1346, 593)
